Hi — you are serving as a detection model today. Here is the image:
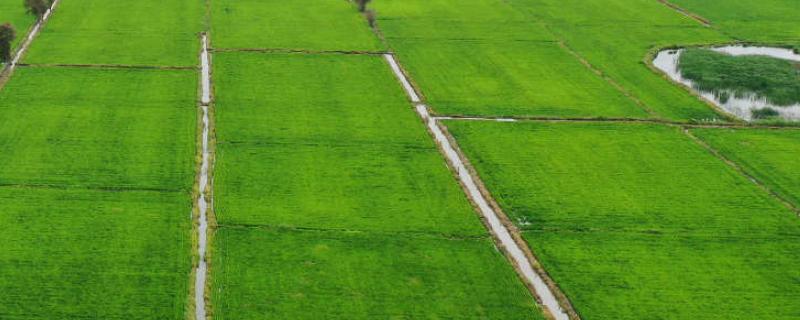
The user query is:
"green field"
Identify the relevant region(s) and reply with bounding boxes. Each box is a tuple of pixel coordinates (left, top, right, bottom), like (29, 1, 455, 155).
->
(0, 188, 191, 319)
(210, 53, 544, 318)
(445, 121, 800, 319)
(3, 0, 800, 318)
(211, 0, 382, 51)
(691, 128, 800, 208)
(23, 0, 203, 66)
(670, 0, 800, 43)
(0, 67, 196, 318)
(372, 0, 646, 118)
(0, 67, 196, 191)
(0, 0, 36, 51)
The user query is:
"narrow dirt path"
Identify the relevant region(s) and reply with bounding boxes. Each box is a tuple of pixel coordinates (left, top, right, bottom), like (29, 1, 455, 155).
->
(194, 33, 213, 320)
(384, 53, 575, 320)
(0, 0, 61, 86)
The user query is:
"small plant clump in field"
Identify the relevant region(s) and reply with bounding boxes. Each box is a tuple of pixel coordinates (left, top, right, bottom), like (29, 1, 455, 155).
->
(356, 0, 371, 12)
(751, 107, 780, 120)
(678, 48, 800, 106)
(24, 0, 52, 20)
(0, 23, 15, 63)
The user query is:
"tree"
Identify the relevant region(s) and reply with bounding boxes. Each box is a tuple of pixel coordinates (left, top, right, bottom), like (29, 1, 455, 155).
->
(24, 0, 51, 20)
(0, 23, 15, 63)
(357, 0, 371, 12)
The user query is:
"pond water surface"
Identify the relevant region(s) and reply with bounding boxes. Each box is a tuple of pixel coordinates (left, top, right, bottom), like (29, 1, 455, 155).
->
(653, 45, 800, 121)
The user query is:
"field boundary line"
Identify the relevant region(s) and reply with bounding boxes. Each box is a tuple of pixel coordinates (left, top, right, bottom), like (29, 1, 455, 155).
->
(655, 0, 712, 27)
(0, 182, 188, 193)
(434, 115, 800, 130)
(16, 63, 195, 70)
(384, 53, 577, 320)
(682, 128, 800, 216)
(212, 48, 390, 55)
(216, 223, 492, 240)
(0, 0, 61, 88)
(191, 33, 215, 320)
(554, 39, 659, 118)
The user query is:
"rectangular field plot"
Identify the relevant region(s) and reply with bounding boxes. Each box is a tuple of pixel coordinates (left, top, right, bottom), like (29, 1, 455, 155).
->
(0, 187, 192, 319)
(691, 128, 800, 208)
(670, 0, 800, 42)
(213, 53, 482, 234)
(0, 67, 196, 191)
(505, 0, 734, 121)
(210, 0, 382, 51)
(0, 0, 36, 50)
(445, 121, 800, 319)
(372, 0, 553, 41)
(211, 228, 542, 320)
(391, 40, 647, 118)
(211, 53, 545, 318)
(24, 0, 203, 66)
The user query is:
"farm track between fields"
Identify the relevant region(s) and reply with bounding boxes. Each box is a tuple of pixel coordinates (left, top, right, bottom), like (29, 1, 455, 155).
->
(384, 53, 575, 320)
(194, 33, 214, 320)
(0, 0, 59, 88)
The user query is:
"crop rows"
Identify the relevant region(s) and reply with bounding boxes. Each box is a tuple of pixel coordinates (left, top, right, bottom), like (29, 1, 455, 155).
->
(0, 0, 201, 318)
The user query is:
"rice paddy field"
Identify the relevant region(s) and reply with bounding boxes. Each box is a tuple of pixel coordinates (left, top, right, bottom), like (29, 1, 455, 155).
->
(1, 0, 799, 319)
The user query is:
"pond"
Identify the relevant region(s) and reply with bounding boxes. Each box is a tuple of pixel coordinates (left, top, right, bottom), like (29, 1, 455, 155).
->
(653, 45, 800, 122)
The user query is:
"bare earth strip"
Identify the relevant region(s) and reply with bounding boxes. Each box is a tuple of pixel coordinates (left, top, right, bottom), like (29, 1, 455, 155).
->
(384, 53, 575, 320)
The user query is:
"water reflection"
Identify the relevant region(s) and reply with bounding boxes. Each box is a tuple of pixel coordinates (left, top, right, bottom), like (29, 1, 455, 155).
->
(653, 45, 800, 121)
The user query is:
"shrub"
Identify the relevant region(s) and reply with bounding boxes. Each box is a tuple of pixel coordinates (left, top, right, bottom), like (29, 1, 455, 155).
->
(0, 23, 15, 63)
(24, 0, 51, 20)
(357, 0, 371, 12)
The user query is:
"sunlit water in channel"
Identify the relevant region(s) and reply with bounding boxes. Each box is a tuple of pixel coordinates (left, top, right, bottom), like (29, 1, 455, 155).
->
(653, 45, 800, 121)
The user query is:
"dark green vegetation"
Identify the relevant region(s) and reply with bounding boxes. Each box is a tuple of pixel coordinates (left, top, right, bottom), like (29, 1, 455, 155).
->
(679, 48, 800, 106)
(0, 0, 35, 51)
(692, 128, 800, 208)
(445, 121, 800, 319)
(752, 107, 781, 120)
(24, 0, 203, 66)
(210, 53, 544, 319)
(210, 0, 382, 51)
(0, 23, 14, 62)
(0, 67, 196, 318)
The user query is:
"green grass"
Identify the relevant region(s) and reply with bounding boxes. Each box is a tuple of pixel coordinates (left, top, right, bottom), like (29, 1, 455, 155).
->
(211, 0, 382, 51)
(372, 0, 645, 118)
(0, 187, 192, 319)
(0, 65, 196, 318)
(0, 67, 196, 191)
(670, 0, 800, 43)
(24, 0, 203, 66)
(390, 40, 647, 118)
(445, 120, 800, 319)
(213, 53, 484, 234)
(0, 0, 36, 51)
(212, 228, 542, 320)
(211, 53, 544, 318)
(678, 48, 800, 106)
(691, 128, 800, 208)
(504, 0, 735, 121)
